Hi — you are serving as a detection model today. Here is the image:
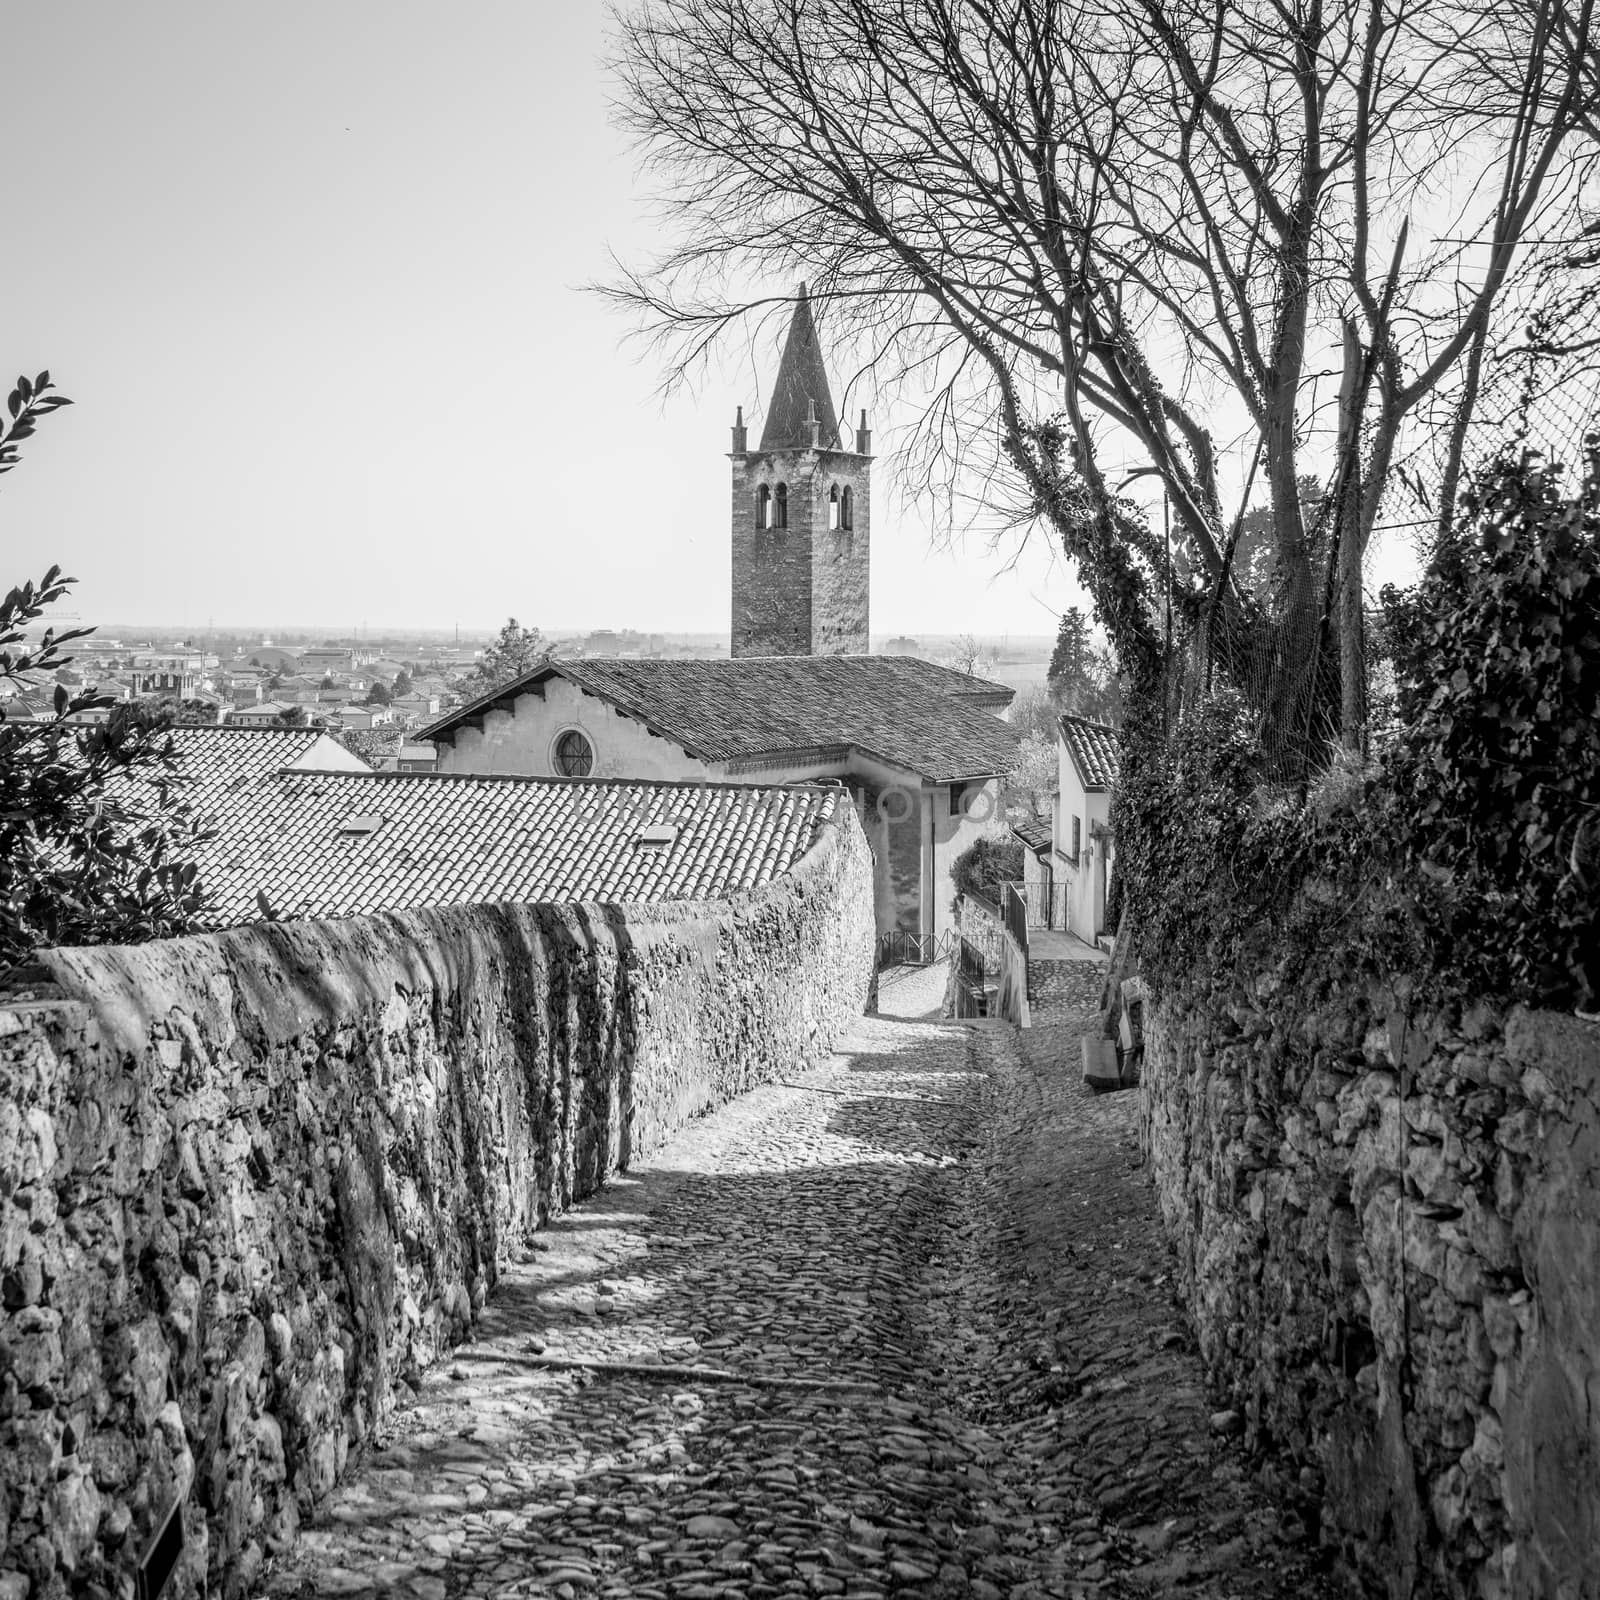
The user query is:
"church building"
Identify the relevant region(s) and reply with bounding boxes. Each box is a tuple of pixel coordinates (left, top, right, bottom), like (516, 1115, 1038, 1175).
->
(420, 288, 1019, 942)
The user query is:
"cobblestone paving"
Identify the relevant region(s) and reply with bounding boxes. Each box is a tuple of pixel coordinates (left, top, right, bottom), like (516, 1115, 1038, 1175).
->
(262, 991, 1345, 1600)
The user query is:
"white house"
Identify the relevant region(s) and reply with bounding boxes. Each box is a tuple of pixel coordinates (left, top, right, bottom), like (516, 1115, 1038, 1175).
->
(1014, 713, 1120, 944)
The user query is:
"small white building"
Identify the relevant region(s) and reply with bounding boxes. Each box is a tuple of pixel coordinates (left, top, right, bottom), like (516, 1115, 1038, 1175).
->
(1015, 714, 1120, 944)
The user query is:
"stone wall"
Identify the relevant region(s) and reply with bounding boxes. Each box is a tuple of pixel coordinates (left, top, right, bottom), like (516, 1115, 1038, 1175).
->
(1142, 964, 1600, 1600)
(0, 811, 874, 1600)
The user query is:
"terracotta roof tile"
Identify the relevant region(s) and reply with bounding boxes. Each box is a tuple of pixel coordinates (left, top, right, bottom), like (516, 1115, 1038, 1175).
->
(1011, 816, 1052, 854)
(1059, 714, 1121, 792)
(183, 771, 842, 928)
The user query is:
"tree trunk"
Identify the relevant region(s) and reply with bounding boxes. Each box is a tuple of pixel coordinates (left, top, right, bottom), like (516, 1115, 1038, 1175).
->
(1337, 321, 1367, 757)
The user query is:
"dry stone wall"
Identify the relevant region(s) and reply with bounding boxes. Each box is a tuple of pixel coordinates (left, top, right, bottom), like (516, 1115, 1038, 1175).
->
(0, 811, 874, 1600)
(1142, 961, 1600, 1600)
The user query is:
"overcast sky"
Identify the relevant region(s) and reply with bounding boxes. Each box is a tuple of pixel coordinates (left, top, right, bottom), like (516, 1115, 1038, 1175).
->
(0, 2, 1097, 641)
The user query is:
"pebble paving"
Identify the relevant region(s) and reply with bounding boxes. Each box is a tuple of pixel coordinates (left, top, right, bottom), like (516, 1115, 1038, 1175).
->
(262, 962, 1346, 1600)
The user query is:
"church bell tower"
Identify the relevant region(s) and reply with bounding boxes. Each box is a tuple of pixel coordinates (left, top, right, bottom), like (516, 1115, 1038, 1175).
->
(729, 285, 871, 657)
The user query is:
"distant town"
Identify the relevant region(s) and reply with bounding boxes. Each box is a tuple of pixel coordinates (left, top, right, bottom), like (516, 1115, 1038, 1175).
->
(0, 620, 1058, 772)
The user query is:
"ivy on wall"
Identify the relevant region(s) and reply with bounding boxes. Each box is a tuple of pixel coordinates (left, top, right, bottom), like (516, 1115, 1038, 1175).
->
(1115, 443, 1600, 1012)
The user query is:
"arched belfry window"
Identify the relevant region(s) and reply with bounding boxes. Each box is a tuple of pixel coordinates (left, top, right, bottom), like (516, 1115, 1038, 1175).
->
(775, 482, 789, 529)
(841, 486, 854, 530)
(828, 485, 841, 529)
(755, 483, 771, 530)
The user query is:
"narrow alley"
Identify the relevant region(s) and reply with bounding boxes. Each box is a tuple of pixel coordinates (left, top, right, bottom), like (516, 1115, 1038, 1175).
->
(263, 970, 1340, 1600)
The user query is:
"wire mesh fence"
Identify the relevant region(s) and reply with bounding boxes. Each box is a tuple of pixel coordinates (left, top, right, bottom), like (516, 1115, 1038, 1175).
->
(1156, 256, 1598, 782)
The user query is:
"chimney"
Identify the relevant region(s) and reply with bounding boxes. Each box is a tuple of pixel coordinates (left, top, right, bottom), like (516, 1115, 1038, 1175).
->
(731, 405, 747, 454)
(856, 408, 872, 455)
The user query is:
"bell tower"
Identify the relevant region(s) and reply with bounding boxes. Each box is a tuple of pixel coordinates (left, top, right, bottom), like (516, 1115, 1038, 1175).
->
(729, 285, 871, 657)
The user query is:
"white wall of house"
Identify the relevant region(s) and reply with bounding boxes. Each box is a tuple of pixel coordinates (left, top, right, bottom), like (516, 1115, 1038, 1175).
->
(438, 678, 717, 782)
(1053, 735, 1115, 942)
(931, 777, 1005, 939)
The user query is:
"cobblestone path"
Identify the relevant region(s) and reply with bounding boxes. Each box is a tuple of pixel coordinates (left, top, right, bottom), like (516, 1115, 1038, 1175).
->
(263, 993, 1343, 1600)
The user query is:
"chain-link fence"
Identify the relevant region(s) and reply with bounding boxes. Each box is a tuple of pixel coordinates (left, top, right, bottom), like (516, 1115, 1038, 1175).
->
(1154, 249, 1599, 783)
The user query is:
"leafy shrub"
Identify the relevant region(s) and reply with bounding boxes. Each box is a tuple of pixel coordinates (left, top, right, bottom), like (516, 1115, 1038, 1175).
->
(1384, 444, 1600, 1008)
(1, 569, 212, 975)
(949, 833, 1024, 910)
(1116, 443, 1599, 1011)
(0, 376, 211, 977)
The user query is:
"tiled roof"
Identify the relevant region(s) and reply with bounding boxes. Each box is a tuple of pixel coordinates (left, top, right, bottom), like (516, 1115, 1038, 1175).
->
(424, 656, 1019, 783)
(1011, 816, 1052, 855)
(159, 726, 370, 783)
(1059, 714, 1121, 792)
(186, 773, 843, 928)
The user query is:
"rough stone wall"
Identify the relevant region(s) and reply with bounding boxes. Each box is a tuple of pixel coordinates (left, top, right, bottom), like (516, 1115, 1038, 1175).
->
(0, 813, 874, 1600)
(731, 450, 814, 657)
(995, 928, 1030, 1030)
(1142, 965, 1600, 1600)
(940, 894, 1004, 1019)
(954, 893, 1006, 972)
(807, 449, 870, 656)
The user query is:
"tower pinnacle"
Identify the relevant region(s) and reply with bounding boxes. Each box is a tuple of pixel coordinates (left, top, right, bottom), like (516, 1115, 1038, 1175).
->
(759, 284, 840, 451)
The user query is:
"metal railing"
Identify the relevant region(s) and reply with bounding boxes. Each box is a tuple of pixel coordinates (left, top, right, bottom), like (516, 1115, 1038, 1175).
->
(876, 929, 955, 969)
(1002, 882, 1030, 959)
(1016, 880, 1071, 931)
(958, 936, 986, 985)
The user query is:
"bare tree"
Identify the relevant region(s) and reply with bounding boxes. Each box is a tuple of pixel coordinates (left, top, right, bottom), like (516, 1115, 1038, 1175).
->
(609, 0, 1597, 761)
(942, 633, 998, 678)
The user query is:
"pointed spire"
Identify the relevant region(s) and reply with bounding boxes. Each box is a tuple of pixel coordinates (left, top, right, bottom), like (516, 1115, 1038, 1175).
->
(731, 404, 747, 453)
(759, 283, 841, 451)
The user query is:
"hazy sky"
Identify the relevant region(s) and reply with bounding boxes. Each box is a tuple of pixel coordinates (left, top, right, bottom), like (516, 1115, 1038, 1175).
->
(0, 2, 1091, 640)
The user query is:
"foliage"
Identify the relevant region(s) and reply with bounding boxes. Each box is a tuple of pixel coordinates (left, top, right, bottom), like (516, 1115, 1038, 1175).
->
(1117, 445, 1600, 1011)
(941, 633, 997, 679)
(392, 668, 413, 698)
(1383, 445, 1600, 1008)
(1046, 608, 1124, 725)
(0, 370, 71, 479)
(274, 705, 309, 727)
(949, 833, 1025, 911)
(1006, 683, 1058, 746)
(1, 572, 210, 975)
(335, 727, 399, 768)
(470, 617, 547, 694)
(365, 680, 392, 705)
(1047, 610, 1092, 691)
(1006, 731, 1058, 821)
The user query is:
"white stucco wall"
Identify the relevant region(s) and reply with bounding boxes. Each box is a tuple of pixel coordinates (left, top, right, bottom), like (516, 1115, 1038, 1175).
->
(1052, 734, 1114, 941)
(931, 777, 1005, 940)
(437, 679, 717, 782)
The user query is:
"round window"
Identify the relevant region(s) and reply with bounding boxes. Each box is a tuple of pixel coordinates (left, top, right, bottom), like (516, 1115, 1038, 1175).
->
(553, 729, 594, 777)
